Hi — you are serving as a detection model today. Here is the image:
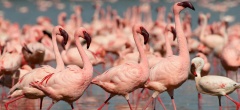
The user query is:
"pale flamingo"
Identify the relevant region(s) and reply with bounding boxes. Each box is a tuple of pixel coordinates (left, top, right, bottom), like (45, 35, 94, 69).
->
(30, 27, 93, 110)
(143, 1, 195, 110)
(22, 42, 45, 67)
(191, 57, 240, 110)
(91, 24, 150, 110)
(4, 26, 68, 110)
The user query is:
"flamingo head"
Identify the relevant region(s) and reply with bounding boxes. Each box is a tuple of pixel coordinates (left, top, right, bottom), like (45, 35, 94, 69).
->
(173, 1, 195, 14)
(133, 24, 149, 44)
(83, 31, 91, 49)
(22, 44, 33, 54)
(165, 24, 176, 41)
(58, 28, 69, 50)
(191, 57, 204, 77)
(74, 27, 92, 49)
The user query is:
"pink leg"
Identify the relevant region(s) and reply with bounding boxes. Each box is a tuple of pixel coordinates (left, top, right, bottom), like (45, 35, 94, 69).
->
(198, 93, 202, 110)
(127, 99, 133, 110)
(94, 69, 101, 75)
(157, 96, 167, 110)
(131, 91, 135, 104)
(143, 97, 154, 110)
(47, 101, 55, 110)
(225, 95, 240, 110)
(4, 95, 25, 110)
(98, 95, 114, 110)
(135, 88, 144, 110)
(102, 63, 106, 72)
(170, 96, 177, 110)
(106, 54, 114, 66)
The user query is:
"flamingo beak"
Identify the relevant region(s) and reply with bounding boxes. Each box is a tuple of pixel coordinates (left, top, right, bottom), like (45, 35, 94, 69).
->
(190, 63, 197, 77)
(140, 27, 149, 44)
(83, 31, 92, 49)
(22, 44, 33, 54)
(42, 30, 52, 39)
(171, 27, 177, 41)
(59, 28, 69, 50)
(177, 1, 195, 11)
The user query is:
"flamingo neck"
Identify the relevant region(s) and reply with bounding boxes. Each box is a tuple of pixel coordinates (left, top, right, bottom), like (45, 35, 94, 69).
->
(133, 31, 148, 67)
(174, 14, 190, 60)
(200, 17, 207, 42)
(75, 36, 93, 71)
(52, 34, 65, 71)
(164, 31, 173, 56)
(194, 71, 202, 92)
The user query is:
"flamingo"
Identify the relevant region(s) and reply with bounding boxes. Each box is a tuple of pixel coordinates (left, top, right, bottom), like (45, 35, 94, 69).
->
(91, 24, 150, 110)
(191, 57, 240, 110)
(143, 1, 195, 110)
(29, 27, 93, 110)
(4, 25, 68, 110)
(135, 24, 176, 110)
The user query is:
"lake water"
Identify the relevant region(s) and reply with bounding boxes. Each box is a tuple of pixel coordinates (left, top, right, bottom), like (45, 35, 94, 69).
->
(0, 0, 239, 110)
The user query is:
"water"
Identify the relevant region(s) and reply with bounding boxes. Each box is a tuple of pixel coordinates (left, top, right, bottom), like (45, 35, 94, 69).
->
(0, 0, 239, 110)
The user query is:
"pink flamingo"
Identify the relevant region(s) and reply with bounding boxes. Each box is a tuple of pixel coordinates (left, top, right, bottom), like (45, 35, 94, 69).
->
(91, 24, 150, 110)
(29, 27, 93, 110)
(135, 24, 176, 110)
(191, 57, 240, 110)
(143, 1, 195, 110)
(4, 25, 68, 110)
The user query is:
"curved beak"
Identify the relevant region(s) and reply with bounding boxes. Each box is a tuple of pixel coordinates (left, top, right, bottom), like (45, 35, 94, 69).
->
(83, 31, 92, 49)
(22, 45, 33, 54)
(140, 27, 149, 44)
(177, 1, 195, 11)
(190, 63, 197, 77)
(59, 28, 69, 50)
(171, 27, 177, 41)
(42, 30, 52, 39)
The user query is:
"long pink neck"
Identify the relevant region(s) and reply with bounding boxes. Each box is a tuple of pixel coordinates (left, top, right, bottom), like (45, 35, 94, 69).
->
(75, 36, 93, 71)
(52, 33, 65, 71)
(174, 13, 190, 60)
(133, 30, 148, 67)
(164, 31, 173, 56)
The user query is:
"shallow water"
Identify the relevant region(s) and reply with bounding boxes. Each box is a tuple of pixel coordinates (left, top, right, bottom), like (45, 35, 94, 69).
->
(0, 0, 240, 110)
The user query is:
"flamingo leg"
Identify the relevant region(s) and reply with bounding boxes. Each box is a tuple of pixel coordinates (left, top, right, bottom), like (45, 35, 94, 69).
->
(70, 103, 74, 110)
(40, 97, 44, 110)
(4, 95, 25, 110)
(143, 91, 159, 110)
(98, 94, 114, 110)
(157, 96, 167, 110)
(127, 99, 133, 110)
(143, 97, 153, 110)
(198, 93, 202, 110)
(218, 96, 222, 110)
(125, 94, 133, 110)
(170, 96, 177, 110)
(47, 101, 56, 110)
(135, 88, 145, 110)
(225, 95, 240, 110)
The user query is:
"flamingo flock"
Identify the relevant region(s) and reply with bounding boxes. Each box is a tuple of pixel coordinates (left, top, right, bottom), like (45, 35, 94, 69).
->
(0, 1, 240, 110)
